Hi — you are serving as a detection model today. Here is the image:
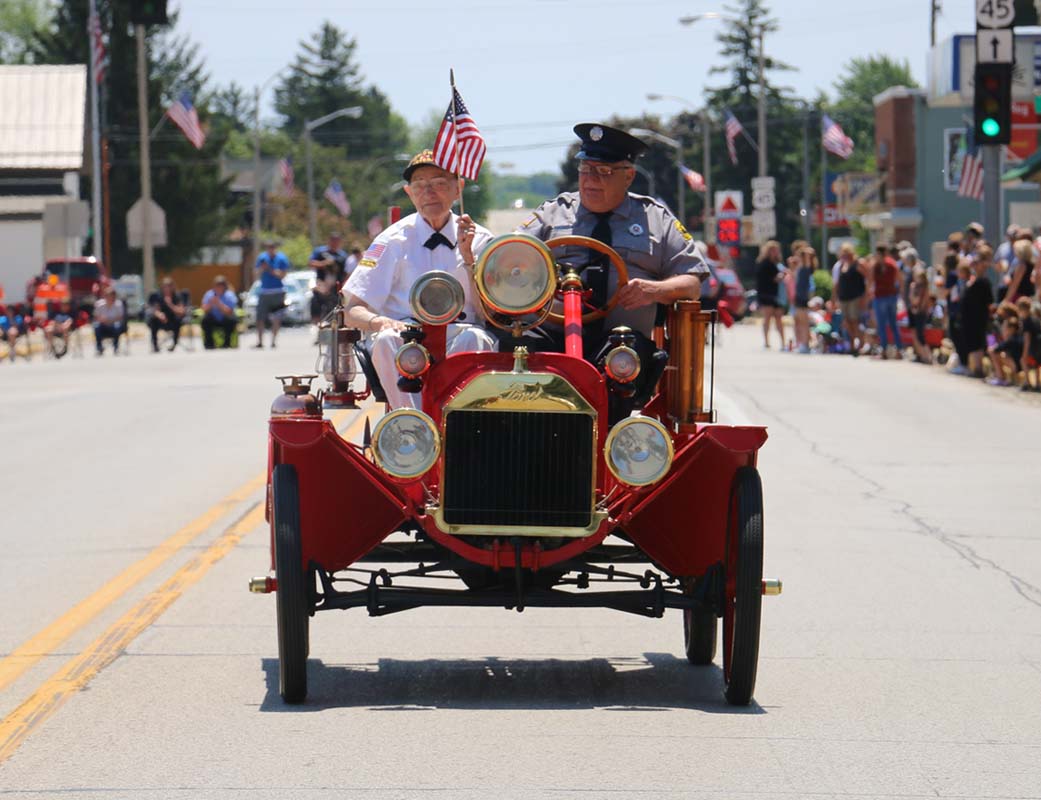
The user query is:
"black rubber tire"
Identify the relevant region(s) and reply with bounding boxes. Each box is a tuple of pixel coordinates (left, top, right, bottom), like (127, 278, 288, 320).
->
(723, 466, 764, 706)
(273, 464, 309, 704)
(683, 604, 717, 665)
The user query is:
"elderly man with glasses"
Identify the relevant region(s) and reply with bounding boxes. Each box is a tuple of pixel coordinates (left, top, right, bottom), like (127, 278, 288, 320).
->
(343, 149, 497, 409)
(515, 123, 708, 406)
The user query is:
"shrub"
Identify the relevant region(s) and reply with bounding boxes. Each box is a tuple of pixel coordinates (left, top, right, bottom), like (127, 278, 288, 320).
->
(812, 269, 833, 303)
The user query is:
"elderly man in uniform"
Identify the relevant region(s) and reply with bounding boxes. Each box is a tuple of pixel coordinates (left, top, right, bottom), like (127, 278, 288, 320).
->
(343, 150, 497, 409)
(516, 123, 708, 405)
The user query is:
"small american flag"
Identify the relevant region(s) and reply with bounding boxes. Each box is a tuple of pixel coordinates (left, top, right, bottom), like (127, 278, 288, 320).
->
(433, 87, 487, 181)
(822, 114, 854, 160)
(279, 157, 294, 195)
(680, 165, 706, 192)
(724, 110, 744, 166)
(167, 91, 206, 149)
(957, 139, 985, 200)
(363, 243, 386, 261)
(88, 0, 105, 86)
(324, 179, 352, 217)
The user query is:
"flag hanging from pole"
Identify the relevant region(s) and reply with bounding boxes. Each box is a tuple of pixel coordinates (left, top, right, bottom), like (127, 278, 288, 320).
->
(167, 91, 206, 149)
(433, 86, 487, 181)
(723, 110, 744, 166)
(957, 137, 985, 200)
(324, 179, 352, 216)
(821, 114, 854, 159)
(279, 157, 295, 195)
(680, 164, 706, 192)
(88, 0, 106, 86)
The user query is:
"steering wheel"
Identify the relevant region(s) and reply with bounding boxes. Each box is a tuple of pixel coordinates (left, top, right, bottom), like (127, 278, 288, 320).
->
(544, 235, 629, 324)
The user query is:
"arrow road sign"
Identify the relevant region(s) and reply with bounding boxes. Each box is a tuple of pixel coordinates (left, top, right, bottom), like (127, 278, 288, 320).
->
(977, 28, 1014, 63)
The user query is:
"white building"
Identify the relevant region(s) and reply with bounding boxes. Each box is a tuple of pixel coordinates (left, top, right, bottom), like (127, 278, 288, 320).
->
(0, 65, 87, 301)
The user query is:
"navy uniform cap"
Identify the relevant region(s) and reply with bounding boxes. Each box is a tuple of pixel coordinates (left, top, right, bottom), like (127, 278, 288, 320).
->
(574, 123, 648, 163)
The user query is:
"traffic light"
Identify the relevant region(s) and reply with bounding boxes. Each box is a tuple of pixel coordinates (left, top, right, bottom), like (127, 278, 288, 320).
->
(717, 218, 741, 246)
(974, 63, 1012, 145)
(130, 0, 169, 26)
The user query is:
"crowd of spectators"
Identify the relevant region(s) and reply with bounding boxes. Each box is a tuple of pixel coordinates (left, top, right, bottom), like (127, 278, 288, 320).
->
(754, 222, 1041, 392)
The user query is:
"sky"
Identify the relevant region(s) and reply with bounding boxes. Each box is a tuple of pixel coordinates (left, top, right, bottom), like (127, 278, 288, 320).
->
(175, 0, 977, 175)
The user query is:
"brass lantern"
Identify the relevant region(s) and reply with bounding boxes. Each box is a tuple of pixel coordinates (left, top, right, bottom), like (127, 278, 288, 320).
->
(316, 304, 360, 409)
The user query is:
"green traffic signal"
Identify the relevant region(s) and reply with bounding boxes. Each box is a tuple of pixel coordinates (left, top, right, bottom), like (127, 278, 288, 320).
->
(981, 118, 1001, 138)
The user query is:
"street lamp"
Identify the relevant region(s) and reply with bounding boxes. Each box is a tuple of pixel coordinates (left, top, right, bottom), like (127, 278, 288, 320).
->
(252, 70, 285, 264)
(629, 127, 684, 223)
(633, 163, 656, 199)
(679, 12, 767, 178)
(305, 105, 364, 243)
(647, 92, 712, 223)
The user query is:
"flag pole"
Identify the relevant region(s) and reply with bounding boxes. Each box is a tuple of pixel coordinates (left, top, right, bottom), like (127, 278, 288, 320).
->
(820, 110, 828, 265)
(450, 69, 465, 217)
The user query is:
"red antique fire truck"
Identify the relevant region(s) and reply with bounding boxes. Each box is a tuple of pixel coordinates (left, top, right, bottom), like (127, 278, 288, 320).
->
(252, 234, 780, 705)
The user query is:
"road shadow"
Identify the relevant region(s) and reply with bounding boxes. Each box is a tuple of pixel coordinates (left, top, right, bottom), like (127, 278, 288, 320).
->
(259, 652, 765, 714)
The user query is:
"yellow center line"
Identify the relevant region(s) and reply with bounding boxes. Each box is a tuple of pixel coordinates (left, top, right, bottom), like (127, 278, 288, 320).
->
(0, 405, 373, 695)
(0, 402, 382, 764)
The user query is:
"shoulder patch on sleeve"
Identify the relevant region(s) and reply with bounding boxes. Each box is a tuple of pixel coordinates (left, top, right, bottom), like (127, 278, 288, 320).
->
(358, 258, 378, 268)
(674, 219, 693, 241)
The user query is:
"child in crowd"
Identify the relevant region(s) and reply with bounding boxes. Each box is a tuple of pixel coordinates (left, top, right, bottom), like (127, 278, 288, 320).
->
(907, 267, 934, 364)
(961, 251, 994, 377)
(987, 304, 1024, 386)
(1015, 296, 1041, 392)
(948, 259, 973, 374)
(792, 246, 817, 353)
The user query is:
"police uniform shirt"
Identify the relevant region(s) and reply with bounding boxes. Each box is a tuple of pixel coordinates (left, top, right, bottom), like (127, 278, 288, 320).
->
(518, 191, 708, 336)
(344, 212, 492, 323)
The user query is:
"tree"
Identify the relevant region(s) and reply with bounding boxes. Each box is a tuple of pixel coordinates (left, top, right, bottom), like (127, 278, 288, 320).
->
(0, 0, 50, 64)
(830, 55, 918, 172)
(32, 1, 236, 276)
(273, 21, 408, 159)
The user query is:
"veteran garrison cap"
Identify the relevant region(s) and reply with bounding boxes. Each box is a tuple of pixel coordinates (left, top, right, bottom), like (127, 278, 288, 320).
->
(574, 123, 648, 163)
(403, 149, 438, 181)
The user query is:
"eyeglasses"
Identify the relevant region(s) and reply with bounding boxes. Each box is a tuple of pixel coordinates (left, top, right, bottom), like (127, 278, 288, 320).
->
(409, 177, 453, 193)
(578, 164, 633, 178)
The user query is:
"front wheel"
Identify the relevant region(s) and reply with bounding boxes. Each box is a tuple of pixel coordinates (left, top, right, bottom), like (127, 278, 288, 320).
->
(273, 464, 309, 703)
(683, 603, 717, 665)
(722, 466, 764, 705)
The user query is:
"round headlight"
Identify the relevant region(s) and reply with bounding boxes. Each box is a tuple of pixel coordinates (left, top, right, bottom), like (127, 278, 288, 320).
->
(372, 409, 440, 480)
(604, 345, 641, 383)
(604, 417, 674, 487)
(409, 270, 466, 325)
(395, 341, 430, 377)
(475, 234, 556, 315)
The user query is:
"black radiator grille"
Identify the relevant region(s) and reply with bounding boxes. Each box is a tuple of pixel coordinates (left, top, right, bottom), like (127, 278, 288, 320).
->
(442, 410, 594, 527)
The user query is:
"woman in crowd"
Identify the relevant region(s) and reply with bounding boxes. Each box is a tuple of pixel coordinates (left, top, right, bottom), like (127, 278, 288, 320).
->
(833, 243, 867, 356)
(148, 277, 186, 353)
(1006, 239, 1036, 303)
(1016, 296, 1040, 392)
(791, 245, 817, 354)
(907, 266, 934, 364)
(960, 253, 993, 378)
(755, 240, 787, 350)
(987, 306, 1023, 386)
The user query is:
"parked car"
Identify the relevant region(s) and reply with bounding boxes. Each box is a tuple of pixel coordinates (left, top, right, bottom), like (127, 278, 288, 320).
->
(242, 272, 313, 328)
(43, 257, 110, 313)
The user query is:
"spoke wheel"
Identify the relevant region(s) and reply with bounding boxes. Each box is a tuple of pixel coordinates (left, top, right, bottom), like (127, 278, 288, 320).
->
(722, 466, 764, 705)
(683, 601, 717, 665)
(273, 464, 309, 704)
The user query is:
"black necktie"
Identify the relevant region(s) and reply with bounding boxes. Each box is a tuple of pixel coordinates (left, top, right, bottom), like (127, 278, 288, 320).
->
(585, 212, 613, 309)
(424, 232, 454, 250)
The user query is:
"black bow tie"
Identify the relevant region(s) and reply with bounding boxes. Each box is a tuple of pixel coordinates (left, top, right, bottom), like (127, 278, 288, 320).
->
(424, 232, 454, 250)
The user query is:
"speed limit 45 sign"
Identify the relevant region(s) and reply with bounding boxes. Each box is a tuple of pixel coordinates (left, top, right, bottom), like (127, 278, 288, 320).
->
(976, 0, 1015, 29)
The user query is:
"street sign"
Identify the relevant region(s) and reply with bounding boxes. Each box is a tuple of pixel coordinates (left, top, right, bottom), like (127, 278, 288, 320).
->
(976, 0, 1015, 28)
(714, 190, 743, 218)
(750, 176, 775, 192)
(126, 198, 168, 248)
(751, 209, 776, 241)
(977, 28, 1014, 63)
(43, 201, 90, 238)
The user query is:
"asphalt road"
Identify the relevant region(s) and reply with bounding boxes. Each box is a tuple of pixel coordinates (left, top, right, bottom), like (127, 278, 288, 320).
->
(1, 322, 1040, 799)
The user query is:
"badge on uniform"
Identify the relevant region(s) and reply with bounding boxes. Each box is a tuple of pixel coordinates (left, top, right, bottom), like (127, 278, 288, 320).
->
(629, 223, 644, 236)
(590, 126, 603, 141)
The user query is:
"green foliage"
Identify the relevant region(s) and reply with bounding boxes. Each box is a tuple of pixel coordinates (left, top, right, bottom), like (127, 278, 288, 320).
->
(0, 0, 50, 64)
(811, 269, 832, 302)
(492, 172, 559, 209)
(831, 55, 917, 172)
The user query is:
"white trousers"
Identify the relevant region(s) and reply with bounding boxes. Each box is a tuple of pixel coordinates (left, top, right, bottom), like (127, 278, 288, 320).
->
(369, 323, 497, 409)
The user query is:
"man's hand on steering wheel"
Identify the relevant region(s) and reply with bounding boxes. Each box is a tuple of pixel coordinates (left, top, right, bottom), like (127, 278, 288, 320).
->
(616, 278, 665, 310)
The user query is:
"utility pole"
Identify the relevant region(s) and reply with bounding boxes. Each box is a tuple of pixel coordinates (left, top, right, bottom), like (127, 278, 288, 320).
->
(802, 108, 811, 243)
(702, 108, 712, 231)
(676, 134, 685, 224)
(756, 25, 767, 177)
(88, 0, 102, 264)
(135, 24, 155, 294)
(930, 0, 941, 47)
(252, 85, 263, 266)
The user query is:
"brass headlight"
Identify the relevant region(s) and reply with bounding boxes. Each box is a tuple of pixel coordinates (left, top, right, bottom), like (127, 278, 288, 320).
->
(409, 270, 466, 325)
(604, 417, 674, 487)
(395, 341, 431, 378)
(372, 409, 440, 480)
(474, 234, 556, 315)
(604, 345, 641, 383)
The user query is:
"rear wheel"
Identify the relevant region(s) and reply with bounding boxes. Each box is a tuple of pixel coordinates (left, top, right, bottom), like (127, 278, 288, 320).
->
(273, 464, 309, 703)
(683, 603, 717, 665)
(722, 466, 764, 705)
